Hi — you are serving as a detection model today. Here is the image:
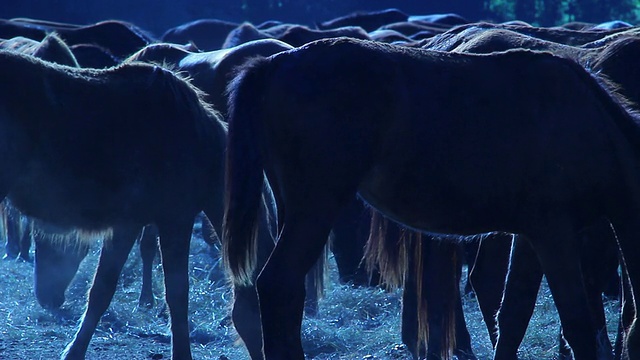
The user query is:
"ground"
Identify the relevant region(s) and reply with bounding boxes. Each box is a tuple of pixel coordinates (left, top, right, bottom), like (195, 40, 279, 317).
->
(0, 229, 621, 360)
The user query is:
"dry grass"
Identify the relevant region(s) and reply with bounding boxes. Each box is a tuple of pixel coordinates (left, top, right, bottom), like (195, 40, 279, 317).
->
(0, 230, 621, 359)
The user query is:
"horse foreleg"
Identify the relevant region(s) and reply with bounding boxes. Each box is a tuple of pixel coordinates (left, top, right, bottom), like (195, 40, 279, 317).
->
(494, 238, 543, 360)
(157, 218, 195, 360)
(257, 211, 334, 360)
(61, 225, 139, 360)
(138, 225, 159, 308)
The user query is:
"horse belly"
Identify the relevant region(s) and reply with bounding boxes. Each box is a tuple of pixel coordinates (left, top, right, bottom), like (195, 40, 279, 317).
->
(8, 171, 152, 230)
(358, 164, 521, 236)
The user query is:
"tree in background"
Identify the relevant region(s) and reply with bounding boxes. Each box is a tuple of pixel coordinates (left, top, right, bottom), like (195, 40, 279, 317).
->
(537, 0, 563, 25)
(515, 0, 536, 23)
(568, 0, 635, 23)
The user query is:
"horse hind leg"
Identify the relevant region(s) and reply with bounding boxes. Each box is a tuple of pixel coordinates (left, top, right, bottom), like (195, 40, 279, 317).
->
(494, 237, 544, 360)
(468, 233, 512, 348)
(527, 215, 605, 360)
(138, 224, 159, 308)
(607, 212, 640, 360)
(61, 225, 140, 360)
(258, 202, 338, 359)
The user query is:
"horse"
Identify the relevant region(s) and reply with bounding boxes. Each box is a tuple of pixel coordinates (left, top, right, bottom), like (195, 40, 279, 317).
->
(0, 32, 80, 67)
(127, 38, 293, 118)
(0, 49, 246, 360)
(223, 37, 640, 360)
(161, 18, 240, 51)
(430, 28, 640, 359)
(315, 8, 408, 32)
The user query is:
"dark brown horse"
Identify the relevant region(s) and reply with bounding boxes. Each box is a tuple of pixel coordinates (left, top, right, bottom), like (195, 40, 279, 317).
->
(426, 27, 640, 359)
(0, 49, 238, 360)
(223, 37, 640, 360)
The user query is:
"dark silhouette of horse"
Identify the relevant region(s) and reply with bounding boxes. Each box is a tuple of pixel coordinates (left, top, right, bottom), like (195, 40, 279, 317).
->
(0, 49, 238, 360)
(428, 28, 640, 359)
(161, 18, 240, 51)
(315, 8, 408, 32)
(0, 32, 79, 67)
(223, 37, 640, 360)
(128, 39, 293, 118)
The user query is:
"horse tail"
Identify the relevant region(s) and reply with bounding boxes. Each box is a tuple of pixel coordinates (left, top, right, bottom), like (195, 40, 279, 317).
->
(222, 56, 271, 286)
(364, 210, 408, 289)
(365, 211, 460, 358)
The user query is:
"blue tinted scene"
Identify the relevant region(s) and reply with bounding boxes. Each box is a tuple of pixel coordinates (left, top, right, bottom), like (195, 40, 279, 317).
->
(0, 1, 635, 359)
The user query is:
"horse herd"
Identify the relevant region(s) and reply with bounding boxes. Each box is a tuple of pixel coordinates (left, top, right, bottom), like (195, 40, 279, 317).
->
(2, 7, 640, 360)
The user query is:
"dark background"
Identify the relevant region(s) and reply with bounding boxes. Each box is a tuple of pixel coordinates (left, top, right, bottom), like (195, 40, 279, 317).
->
(1, 0, 637, 37)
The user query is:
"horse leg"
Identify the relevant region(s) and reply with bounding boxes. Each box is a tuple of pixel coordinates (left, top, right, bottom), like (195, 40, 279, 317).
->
(18, 215, 31, 261)
(494, 238, 543, 360)
(138, 224, 159, 308)
(615, 267, 633, 360)
(453, 244, 477, 360)
(157, 217, 196, 360)
(462, 241, 480, 297)
(469, 234, 512, 347)
(61, 225, 140, 360)
(331, 198, 372, 286)
(3, 208, 22, 260)
(528, 219, 602, 360)
(577, 221, 618, 359)
(258, 208, 336, 359)
(304, 253, 324, 317)
(230, 199, 276, 360)
(607, 214, 640, 360)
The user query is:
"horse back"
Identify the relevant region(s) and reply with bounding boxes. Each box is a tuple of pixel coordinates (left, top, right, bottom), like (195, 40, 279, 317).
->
(0, 52, 224, 229)
(232, 38, 640, 235)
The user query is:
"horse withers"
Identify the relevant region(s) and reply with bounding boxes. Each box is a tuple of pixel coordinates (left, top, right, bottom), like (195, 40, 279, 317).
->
(223, 37, 640, 360)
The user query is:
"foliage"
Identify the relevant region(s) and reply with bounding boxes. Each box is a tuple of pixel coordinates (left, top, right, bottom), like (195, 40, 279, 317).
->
(487, 0, 639, 25)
